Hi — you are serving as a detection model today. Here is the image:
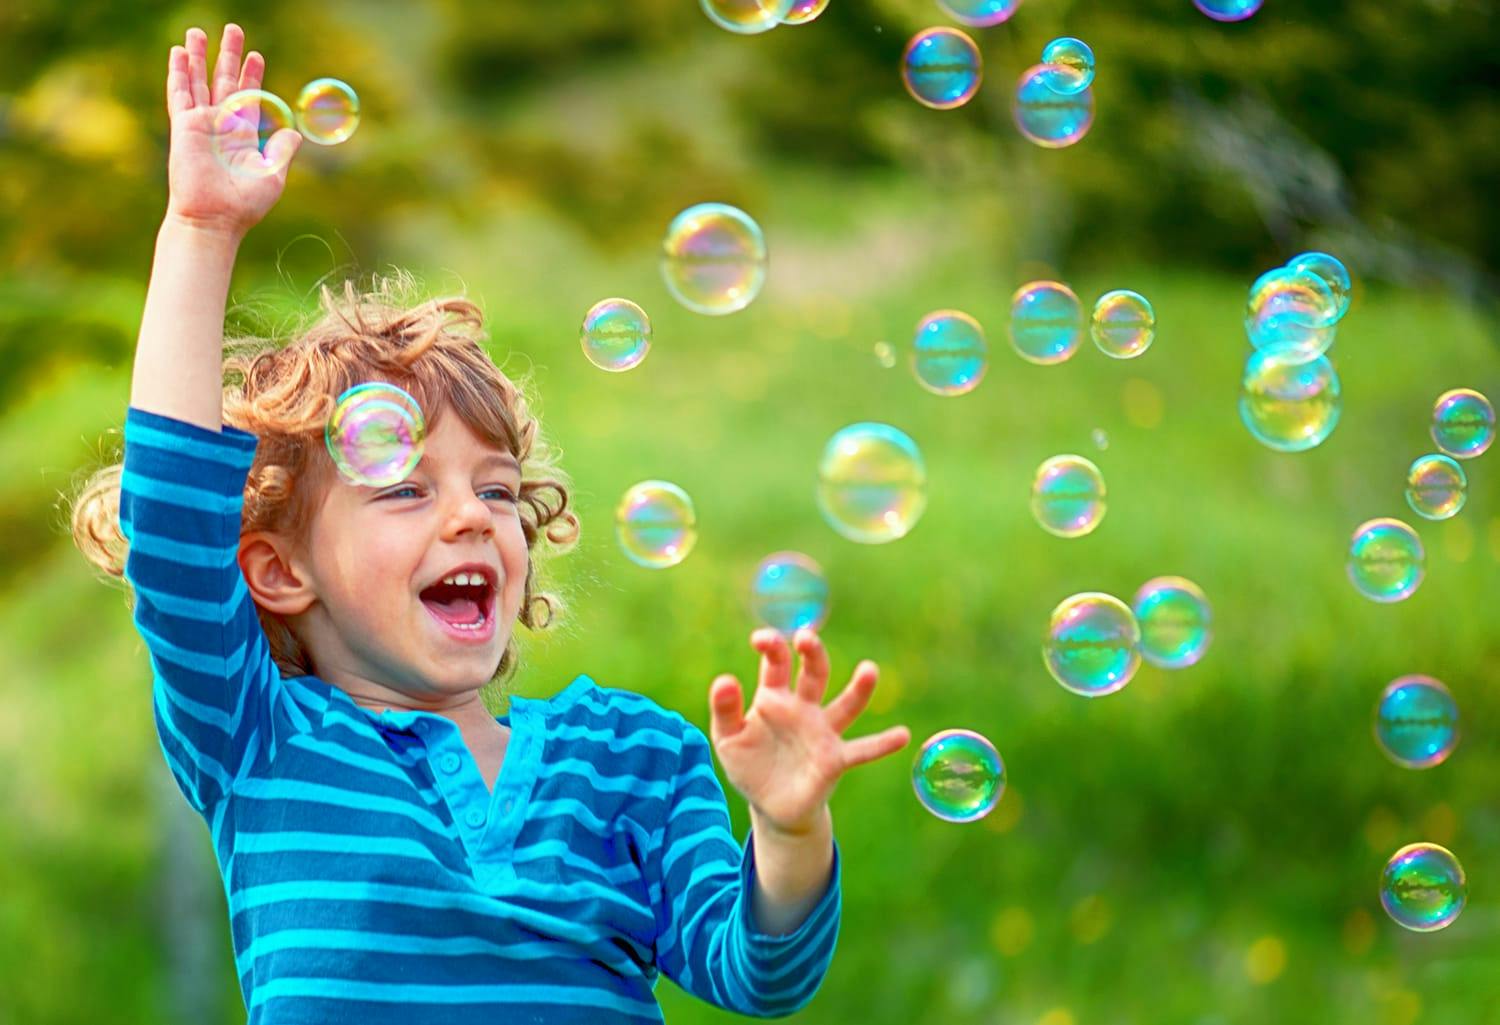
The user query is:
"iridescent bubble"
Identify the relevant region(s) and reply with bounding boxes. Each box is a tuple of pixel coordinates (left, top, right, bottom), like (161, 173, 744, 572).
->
(1193, 0, 1265, 21)
(1091, 289, 1156, 359)
(874, 341, 897, 369)
(294, 77, 360, 146)
(1010, 281, 1084, 365)
(1013, 63, 1095, 148)
(1430, 388, 1495, 459)
(750, 551, 830, 634)
(701, 0, 795, 34)
(936, 0, 1023, 26)
(211, 89, 296, 179)
(1040, 37, 1095, 94)
(912, 310, 987, 395)
(816, 422, 928, 544)
(1286, 251, 1351, 323)
(1381, 843, 1467, 932)
(325, 382, 426, 487)
(1239, 350, 1342, 452)
(1348, 517, 1425, 603)
(1133, 576, 1212, 669)
(901, 28, 983, 111)
(581, 298, 652, 372)
(912, 729, 1006, 823)
(1031, 455, 1106, 538)
(1044, 592, 1141, 697)
(616, 481, 698, 569)
(781, 0, 830, 24)
(1245, 267, 1339, 363)
(1405, 454, 1467, 521)
(1374, 675, 1459, 770)
(661, 202, 768, 316)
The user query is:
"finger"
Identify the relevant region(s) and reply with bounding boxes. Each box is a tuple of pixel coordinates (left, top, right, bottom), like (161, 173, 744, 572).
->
(265, 128, 301, 174)
(841, 725, 912, 769)
(186, 27, 211, 107)
(709, 675, 746, 743)
(825, 659, 878, 734)
(211, 23, 245, 105)
(792, 628, 831, 705)
(166, 46, 193, 114)
(751, 628, 791, 690)
(238, 50, 265, 93)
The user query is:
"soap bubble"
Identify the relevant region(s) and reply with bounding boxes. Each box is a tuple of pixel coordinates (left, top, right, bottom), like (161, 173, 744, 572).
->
(1044, 592, 1141, 697)
(1013, 63, 1095, 148)
(1347, 517, 1425, 603)
(1031, 455, 1106, 538)
(1010, 281, 1084, 365)
(781, 0, 829, 23)
(325, 382, 426, 487)
(874, 341, 897, 369)
(936, 0, 1023, 26)
(1381, 843, 1467, 932)
(1133, 576, 1212, 669)
(211, 89, 296, 179)
(750, 552, 830, 634)
(1244, 267, 1339, 363)
(912, 729, 1006, 823)
(816, 423, 928, 544)
(1374, 675, 1459, 770)
(701, 0, 795, 34)
(1405, 454, 1467, 521)
(616, 481, 698, 569)
(912, 310, 988, 395)
(1040, 37, 1095, 94)
(1239, 350, 1342, 452)
(1430, 388, 1495, 459)
(581, 298, 652, 372)
(1091, 289, 1156, 359)
(294, 77, 360, 145)
(901, 28, 983, 110)
(1193, 0, 1264, 21)
(1286, 251, 1352, 322)
(661, 202, 768, 315)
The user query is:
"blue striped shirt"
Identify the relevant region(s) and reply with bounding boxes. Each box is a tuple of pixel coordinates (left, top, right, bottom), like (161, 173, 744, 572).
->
(118, 405, 842, 1023)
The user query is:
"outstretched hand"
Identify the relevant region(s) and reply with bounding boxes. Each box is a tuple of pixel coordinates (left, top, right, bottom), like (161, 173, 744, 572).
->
(708, 628, 911, 836)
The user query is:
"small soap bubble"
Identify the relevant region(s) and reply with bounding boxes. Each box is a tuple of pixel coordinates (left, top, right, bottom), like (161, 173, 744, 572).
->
(1405, 454, 1467, 521)
(937, 0, 1023, 25)
(1091, 428, 1109, 451)
(1239, 350, 1342, 452)
(325, 382, 426, 487)
(1381, 843, 1467, 932)
(1348, 517, 1425, 603)
(750, 552, 830, 634)
(1133, 576, 1212, 669)
(211, 89, 296, 179)
(1010, 281, 1084, 364)
(1245, 267, 1338, 363)
(701, 0, 795, 34)
(1374, 675, 1459, 769)
(781, 0, 830, 23)
(294, 77, 360, 146)
(1286, 251, 1351, 322)
(1040, 37, 1095, 94)
(1193, 0, 1264, 21)
(874, 341, 897, 369)
(1430, 388, 1495, 459)
(912, 729, 1006, 823)
(1091, 289, 1156, 359)
(1013, 63, 1095, 148)
(816, 422, 928, 544)
(1031, 455, 1106, 538)
(581, 298, 652, 372)
(902, 28, 983, 110)
(661, 203, 768, 316)
(616, 481, 698, 569)
(1044, 592, 1141, 697)
(912, 310, 988, 395)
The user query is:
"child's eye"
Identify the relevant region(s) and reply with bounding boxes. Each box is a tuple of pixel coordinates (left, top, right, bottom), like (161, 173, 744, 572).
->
(381, 485, 516, 502)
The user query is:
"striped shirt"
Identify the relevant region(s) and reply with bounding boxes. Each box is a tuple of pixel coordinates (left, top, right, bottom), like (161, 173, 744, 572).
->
(119, 405, 842, 1023)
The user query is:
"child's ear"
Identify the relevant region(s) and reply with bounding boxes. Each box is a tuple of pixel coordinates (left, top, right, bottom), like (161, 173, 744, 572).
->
(239, 532, 317, 616)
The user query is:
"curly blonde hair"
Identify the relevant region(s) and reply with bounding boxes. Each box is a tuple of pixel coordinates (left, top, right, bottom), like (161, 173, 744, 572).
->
(68, 272, 579, 692)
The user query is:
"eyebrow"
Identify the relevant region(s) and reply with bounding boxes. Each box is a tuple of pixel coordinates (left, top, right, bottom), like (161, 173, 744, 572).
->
(416, 452, 521, 473)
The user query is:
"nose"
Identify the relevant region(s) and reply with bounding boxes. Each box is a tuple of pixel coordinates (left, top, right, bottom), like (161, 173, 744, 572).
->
(443, 489, 494, 538)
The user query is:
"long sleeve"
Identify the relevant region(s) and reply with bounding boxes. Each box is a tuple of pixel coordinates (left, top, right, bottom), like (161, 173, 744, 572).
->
(119, 405, 293, 820)
(648, 721, 842, 1018)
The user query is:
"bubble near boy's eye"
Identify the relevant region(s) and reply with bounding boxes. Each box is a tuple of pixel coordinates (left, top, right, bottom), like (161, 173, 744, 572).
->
(212, 89, 295, 179)
(1040, 37, 1095, 95)
(1091, 289, 1155, 359)
(581, 298, 652, 372)
(781, 0, 830, 25)
(1043, 592, 1141, 697)
(1381, 843, 1467, 932)
(294, 77, 361, 146)
(1405, 454, 1467, 521)
(1133, 576, 1212, 669)
(749, 552, 830, 635)
(661, 203, 768, 316)
(1010, 281, 1084, 365)
(1430, 388, 1495, 459)
(815, 422, 928, 544)
(1374, 676, 1459, 770)
(901, 28, 983, 111)
(1193, 0, 1265, 23)
(1347, 517, 1425, 603)
(911, 310, 987, 396)
(325, 382, 426, 487)
(1030, 455, 1106, 539)
(1238, 350, 1341, 452)
(936, 0, 1023, 27)
(615, 481, 697, 569)
(701, 0, 795, 35)
(912, 729, 1006, 823)
(1012, 64, 1094, 148)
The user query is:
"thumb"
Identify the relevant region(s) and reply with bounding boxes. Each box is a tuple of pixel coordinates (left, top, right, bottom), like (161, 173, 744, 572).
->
(266, 127, 301, 173)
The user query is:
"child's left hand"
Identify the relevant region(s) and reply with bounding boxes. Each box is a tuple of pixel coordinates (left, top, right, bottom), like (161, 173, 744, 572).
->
(708, 628, 911, 836)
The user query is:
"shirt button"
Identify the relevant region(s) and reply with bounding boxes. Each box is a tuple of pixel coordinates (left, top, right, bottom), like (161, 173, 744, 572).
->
(440, 753, 460, 774)
(465, 809, 485, 828)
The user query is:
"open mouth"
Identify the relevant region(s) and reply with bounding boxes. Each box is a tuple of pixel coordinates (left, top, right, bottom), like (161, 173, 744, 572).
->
(418, 577, 496, 635)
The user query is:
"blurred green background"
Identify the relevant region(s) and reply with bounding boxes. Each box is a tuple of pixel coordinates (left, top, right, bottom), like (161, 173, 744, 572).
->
(2, 1, 1498, 1023)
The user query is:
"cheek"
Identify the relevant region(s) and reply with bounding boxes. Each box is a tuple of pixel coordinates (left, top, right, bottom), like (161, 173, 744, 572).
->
(498, 519, 531, 602)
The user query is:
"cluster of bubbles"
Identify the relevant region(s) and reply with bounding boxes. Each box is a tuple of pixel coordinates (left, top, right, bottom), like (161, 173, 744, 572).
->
(1041, 579, 1211, 696)
(211, 77, 360, 178)
(700, 0, 829, 34)
(1014, 37, 1097, 148)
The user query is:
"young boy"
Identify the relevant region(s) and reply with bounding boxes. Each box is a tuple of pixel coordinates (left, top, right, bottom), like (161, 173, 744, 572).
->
(111, 23, 911, 1022)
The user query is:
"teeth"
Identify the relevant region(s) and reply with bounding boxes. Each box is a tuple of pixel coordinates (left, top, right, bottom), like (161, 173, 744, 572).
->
(439, 572, 487, 587)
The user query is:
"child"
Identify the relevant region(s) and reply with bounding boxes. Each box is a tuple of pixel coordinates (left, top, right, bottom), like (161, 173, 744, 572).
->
(70, 23, 912, 1023)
